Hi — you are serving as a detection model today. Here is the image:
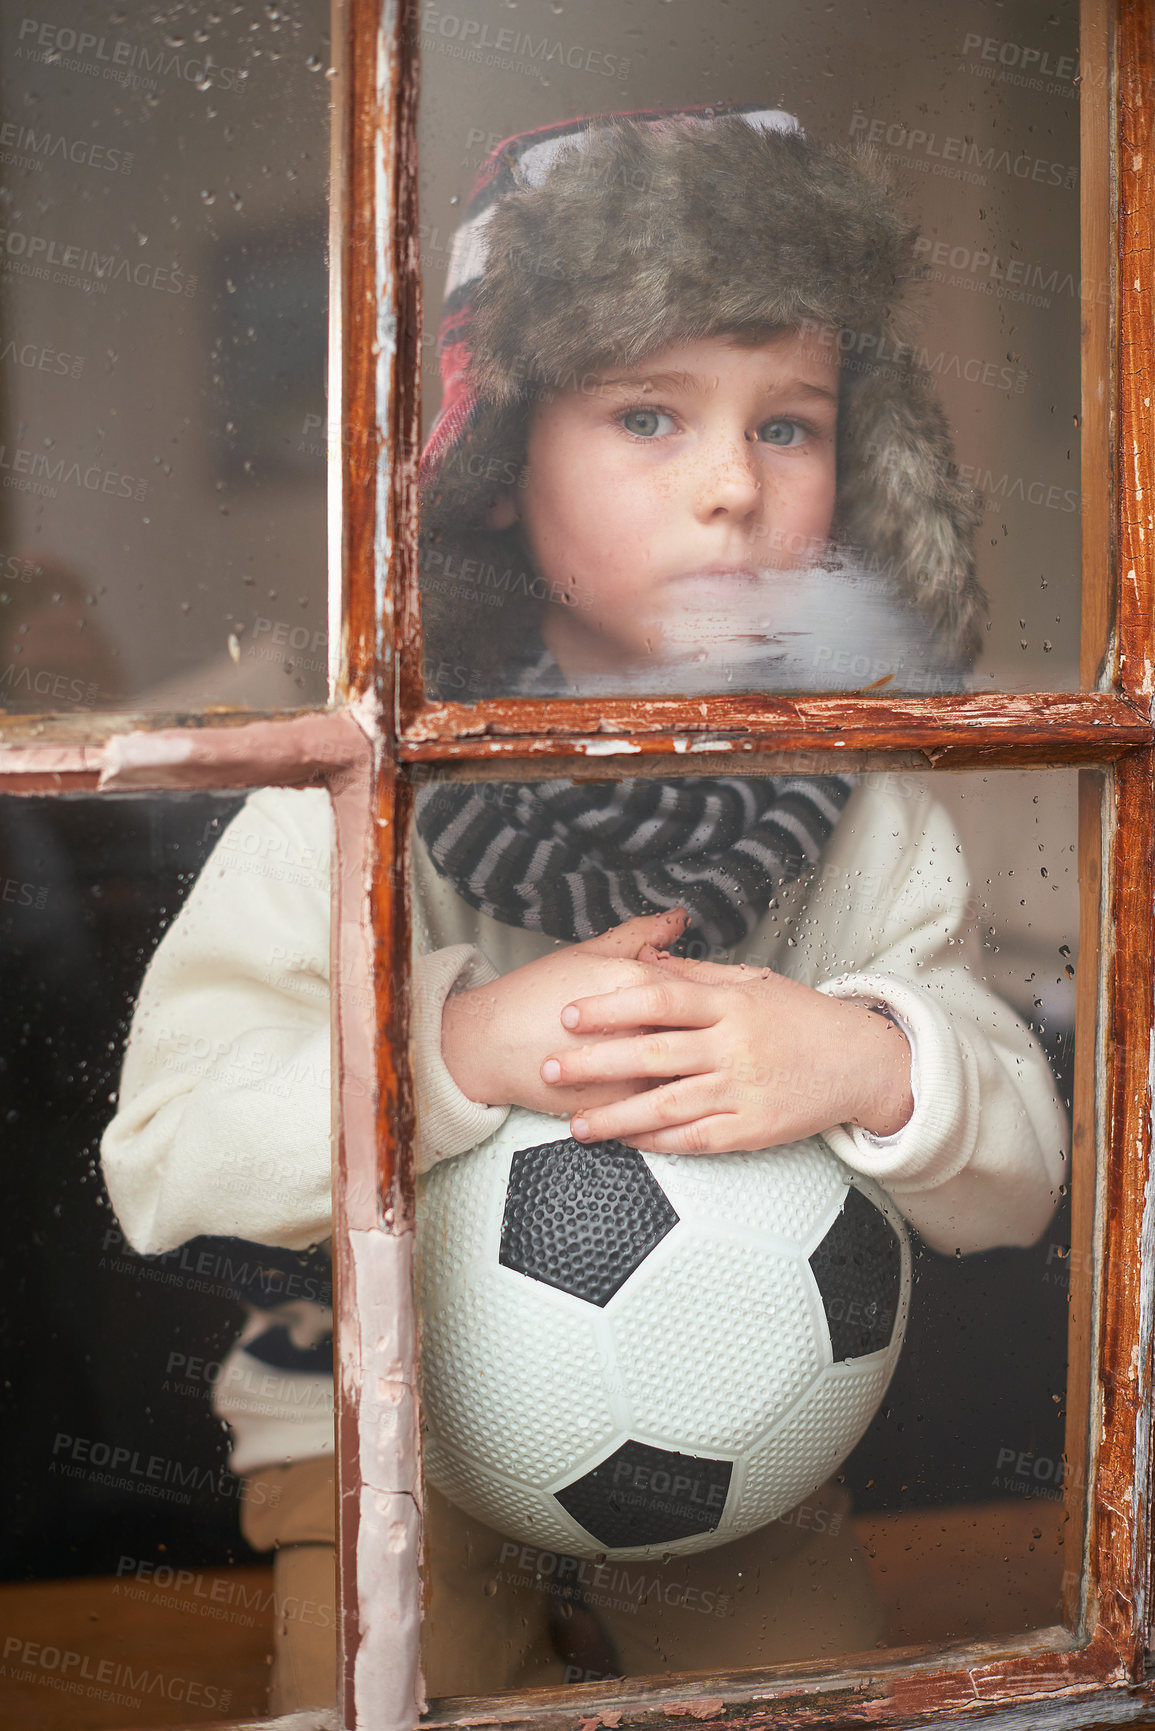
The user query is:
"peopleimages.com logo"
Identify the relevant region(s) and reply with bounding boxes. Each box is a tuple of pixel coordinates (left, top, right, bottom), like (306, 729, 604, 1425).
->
(911, 235, 1103, 311)
(15, 17, 246, 92)
(0, 121, 133, 174)
(849, 112, 1076, 190)
(0, 227, 196, 297)
(1, 1636, 232, 1713)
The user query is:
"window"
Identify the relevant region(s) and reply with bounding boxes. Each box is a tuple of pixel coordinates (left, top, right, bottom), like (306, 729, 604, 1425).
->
(1, 2, 1153, 1729)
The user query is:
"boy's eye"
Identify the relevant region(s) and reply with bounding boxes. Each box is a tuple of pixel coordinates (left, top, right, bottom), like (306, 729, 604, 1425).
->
(621, 407, 675, 438)
(756, 418, 808, 447)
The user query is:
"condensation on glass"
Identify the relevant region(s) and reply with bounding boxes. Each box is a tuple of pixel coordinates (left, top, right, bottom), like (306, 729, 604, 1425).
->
(0, 2, 331, 714)
(0, 786, 337, 1721)
(411, 765, 1081, 1695)
(416, 0, 1081, 703)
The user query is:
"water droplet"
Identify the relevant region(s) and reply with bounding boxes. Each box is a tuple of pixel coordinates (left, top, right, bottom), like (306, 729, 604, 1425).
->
(201, 189, 216, 205)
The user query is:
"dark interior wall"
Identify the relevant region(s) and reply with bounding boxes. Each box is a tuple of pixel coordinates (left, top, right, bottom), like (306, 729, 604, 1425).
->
(1, 793, 252, 1578)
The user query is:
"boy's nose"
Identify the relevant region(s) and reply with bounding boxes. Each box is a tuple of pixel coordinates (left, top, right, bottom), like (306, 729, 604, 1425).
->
(695, 435, 763, 521)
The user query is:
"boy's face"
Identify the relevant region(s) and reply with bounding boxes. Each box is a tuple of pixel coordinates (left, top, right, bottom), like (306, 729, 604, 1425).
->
(507, 330, 840, 677)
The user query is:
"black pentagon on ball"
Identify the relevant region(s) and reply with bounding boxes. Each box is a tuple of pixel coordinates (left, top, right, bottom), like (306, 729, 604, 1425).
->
(808, 1183, 902, 1360)
(499, 1138, 679, 1307)
(556, 1439, 732, 1549)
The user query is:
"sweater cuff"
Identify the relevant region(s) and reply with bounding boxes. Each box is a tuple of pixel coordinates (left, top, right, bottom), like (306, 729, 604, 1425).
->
(815, 972, 979, 1194)
(412, 945, 509, 1174)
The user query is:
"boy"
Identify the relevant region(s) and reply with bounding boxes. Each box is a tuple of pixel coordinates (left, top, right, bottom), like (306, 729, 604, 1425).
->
(102, 106, 1067, 1706)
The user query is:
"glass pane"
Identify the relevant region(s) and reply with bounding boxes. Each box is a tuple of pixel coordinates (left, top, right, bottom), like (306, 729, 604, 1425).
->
(409, 766, 1082, 1692)
(417, 0, 1082, 703)
(0, 1, 332, 715)
(1, 787, 337, 1724)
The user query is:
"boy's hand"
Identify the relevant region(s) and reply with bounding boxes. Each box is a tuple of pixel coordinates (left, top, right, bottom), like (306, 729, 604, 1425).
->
(440, 909, 687, 1116)
(539, 951, 913, 1154)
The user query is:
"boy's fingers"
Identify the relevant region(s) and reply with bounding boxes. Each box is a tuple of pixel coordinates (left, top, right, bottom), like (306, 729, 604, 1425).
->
(570, 1079, 732, 1146)
(580, 907, 688, 959)
(542, 1030, 712, 1087)
(560, 977, 721, 1034)
(627, 1117, 744, 1156)
(649, 952, 770, 987)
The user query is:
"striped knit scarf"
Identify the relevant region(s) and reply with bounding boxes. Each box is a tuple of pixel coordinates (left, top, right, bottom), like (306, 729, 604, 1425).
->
(415, 773, 854, 952)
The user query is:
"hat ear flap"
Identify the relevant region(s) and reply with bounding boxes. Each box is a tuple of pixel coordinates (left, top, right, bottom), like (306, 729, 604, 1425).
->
(835, 360, 986, 673)
(421, 400, 528, 540)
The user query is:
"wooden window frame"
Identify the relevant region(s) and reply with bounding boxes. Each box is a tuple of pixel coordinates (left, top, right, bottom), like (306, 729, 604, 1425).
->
(1, 0, 1153, 1726)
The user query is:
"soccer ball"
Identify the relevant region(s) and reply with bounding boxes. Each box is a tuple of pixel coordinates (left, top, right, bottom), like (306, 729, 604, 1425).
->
(417, 1108, 909, 1562)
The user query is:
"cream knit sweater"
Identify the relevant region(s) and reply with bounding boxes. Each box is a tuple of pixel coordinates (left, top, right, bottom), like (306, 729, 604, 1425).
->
(101, 779, 1068, 1471)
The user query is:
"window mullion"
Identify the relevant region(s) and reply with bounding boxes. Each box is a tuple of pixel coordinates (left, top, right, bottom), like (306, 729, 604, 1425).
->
(1087, 747, 1155, 1670)
(1115, 0, 1155, 705)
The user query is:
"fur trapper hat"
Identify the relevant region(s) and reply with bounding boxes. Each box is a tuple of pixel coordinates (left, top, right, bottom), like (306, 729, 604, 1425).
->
(421, 105, 985, 671)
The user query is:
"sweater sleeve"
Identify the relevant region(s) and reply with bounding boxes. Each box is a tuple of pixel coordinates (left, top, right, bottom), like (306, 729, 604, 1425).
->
(804, 792, 1069, 1256)
(411, 944, 510, 1172)
(101, 787, 338, 1254)
(101, 787, 508, 1255)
